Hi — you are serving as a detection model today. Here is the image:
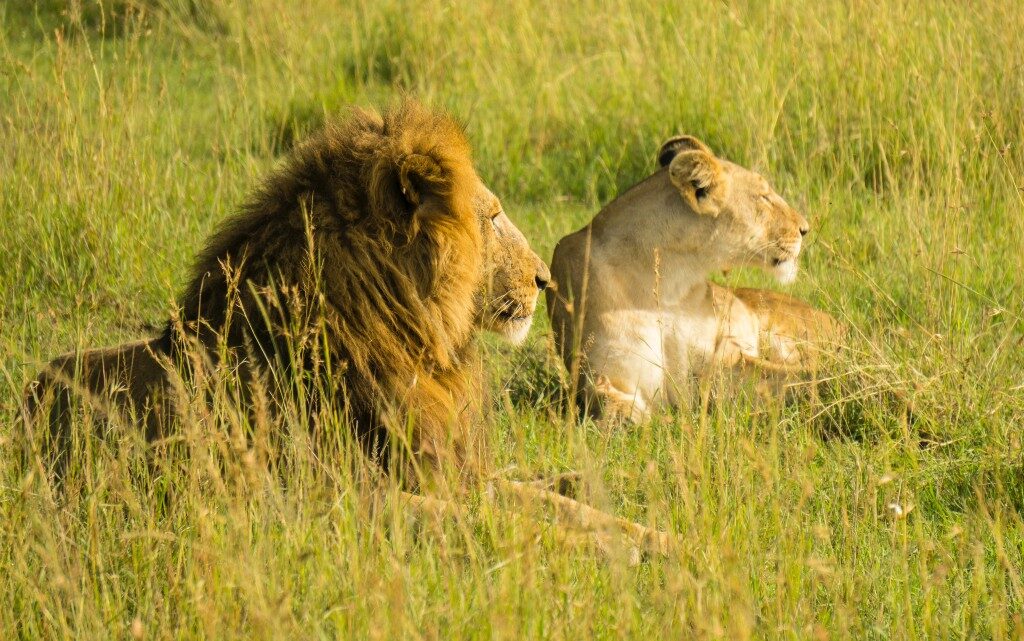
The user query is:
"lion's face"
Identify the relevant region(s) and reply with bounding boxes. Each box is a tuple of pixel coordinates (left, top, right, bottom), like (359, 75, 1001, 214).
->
(661, 135, 810, 284)
(473, 184, 551, 344)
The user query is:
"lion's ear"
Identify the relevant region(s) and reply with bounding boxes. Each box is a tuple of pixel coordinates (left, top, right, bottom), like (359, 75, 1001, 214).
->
(668, 149, 726, 217)
(398, 153, 448, 209)
(657, 135, 713, 168)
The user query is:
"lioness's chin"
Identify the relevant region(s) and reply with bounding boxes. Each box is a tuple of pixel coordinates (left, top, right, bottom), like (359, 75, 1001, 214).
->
(772, 259, 799, 285)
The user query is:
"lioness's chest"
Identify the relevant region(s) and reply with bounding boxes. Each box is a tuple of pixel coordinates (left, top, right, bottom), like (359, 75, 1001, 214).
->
(594, 308, 724, 376)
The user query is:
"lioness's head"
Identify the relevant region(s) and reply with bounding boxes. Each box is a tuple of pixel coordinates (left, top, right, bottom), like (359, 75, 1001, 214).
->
(658, 135, 809, 284)
(473, 184, 551, 344)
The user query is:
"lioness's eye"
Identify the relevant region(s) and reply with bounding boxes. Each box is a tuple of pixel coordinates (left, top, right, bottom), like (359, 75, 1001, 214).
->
(491, 212, 502, 233)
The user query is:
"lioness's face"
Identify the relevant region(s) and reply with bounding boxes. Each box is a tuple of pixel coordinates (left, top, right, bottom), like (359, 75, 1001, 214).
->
(716, 162, 809, 284)
(473, 184, 551, 344)
(662, 135, 809, 284)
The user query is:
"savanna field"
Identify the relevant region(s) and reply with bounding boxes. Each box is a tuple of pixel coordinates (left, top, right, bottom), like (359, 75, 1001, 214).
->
(2, 1, 1023, 638)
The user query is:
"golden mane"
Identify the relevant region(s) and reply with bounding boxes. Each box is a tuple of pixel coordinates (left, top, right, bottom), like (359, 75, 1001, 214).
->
(167, 101, 485, 477)
(26, 101, 674, 557)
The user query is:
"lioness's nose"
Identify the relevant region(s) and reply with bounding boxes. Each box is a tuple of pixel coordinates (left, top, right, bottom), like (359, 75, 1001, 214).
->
(535, 260, 551, 291)
(795, 211, 810, 237)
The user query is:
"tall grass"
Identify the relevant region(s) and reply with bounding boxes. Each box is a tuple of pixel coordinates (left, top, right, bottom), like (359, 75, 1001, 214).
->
(1, 0, 1022, 638)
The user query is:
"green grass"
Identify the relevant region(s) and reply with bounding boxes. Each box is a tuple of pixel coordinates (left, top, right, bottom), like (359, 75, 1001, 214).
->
(2, 0, 1024, 638)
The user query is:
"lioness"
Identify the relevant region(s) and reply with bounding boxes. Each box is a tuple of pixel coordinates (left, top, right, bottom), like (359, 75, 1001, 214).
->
(548, 135, 842, 421)
(26, 102, 669, 556)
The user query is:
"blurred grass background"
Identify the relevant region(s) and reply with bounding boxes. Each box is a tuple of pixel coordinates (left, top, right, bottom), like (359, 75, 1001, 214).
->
(1, 0, 1023, 638)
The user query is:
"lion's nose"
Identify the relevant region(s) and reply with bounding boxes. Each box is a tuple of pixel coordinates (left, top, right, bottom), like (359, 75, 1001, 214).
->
(535, 260, 551, 291)
(799, 225, 809, 237)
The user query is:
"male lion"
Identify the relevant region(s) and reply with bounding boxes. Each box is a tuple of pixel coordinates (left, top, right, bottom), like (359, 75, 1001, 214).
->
(547, 135, 842, 422)
(26, 102, 669, 556)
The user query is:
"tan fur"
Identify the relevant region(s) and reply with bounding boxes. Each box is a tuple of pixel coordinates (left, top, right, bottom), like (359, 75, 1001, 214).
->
(731, 288, 844, 367)
(547, 135, 841, 421)
(474, 186, 551, 345)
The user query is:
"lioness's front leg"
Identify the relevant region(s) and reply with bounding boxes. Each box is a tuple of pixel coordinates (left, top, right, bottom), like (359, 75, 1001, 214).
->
(588, 375, 651, 423)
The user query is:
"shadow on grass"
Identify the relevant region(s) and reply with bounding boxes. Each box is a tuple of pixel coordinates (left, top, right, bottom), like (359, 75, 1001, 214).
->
(14, 0, 227, 39)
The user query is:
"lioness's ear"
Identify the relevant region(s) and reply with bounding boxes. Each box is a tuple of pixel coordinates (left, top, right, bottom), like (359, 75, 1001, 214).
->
(668, 149, 725, 216)
(657, 135, 713, 168)
(398, 153, 448, 208)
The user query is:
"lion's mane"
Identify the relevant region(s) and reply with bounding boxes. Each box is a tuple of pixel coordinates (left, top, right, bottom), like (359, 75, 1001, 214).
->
(167, 101, 485, 475)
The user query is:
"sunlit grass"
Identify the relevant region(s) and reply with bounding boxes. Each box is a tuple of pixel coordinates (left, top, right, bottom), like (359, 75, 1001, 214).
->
(1, 0, 1022, 638)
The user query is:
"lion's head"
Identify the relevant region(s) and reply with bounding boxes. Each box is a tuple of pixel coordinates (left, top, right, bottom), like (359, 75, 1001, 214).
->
(657, 135, 809, 284)
(473, 185, 550, 345)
